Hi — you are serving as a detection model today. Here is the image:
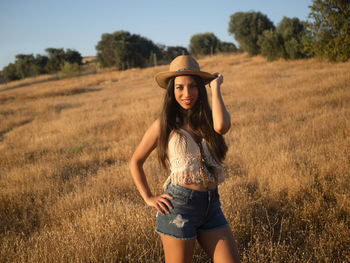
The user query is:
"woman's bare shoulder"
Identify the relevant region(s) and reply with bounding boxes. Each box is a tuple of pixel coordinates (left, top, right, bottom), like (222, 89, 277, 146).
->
(148, 117, 161, 136)
(139, 118, 161, 144)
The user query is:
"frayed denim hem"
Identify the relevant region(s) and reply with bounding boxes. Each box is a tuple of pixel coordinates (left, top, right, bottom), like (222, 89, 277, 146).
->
(155, 229, 197, 240)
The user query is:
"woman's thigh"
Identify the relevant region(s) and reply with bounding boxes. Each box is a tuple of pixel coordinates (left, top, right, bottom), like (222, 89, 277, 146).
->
(197, 226, 240, 263)
(159, 233, 196, 263)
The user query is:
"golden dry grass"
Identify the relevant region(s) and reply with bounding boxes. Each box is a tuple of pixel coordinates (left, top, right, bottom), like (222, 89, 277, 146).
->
(0, 53, 349, 262)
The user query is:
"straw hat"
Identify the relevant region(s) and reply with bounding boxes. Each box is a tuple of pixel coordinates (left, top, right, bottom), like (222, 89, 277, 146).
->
(155, 55, 216, 89)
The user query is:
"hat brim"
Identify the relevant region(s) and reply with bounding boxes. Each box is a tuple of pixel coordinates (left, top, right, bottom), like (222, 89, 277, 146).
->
(155, 70, 216, 89)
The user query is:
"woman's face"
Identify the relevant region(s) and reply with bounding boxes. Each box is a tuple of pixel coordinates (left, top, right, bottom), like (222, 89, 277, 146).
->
(174, 75, 199, 110)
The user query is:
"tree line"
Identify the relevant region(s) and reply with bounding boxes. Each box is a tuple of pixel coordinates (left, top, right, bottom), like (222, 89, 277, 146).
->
(2, 48, 83, 83)
(95, 30, 237, 70)
(2, 30, 235, 82)
(228, 0, 349, 62)
(2, 0, 349, 83)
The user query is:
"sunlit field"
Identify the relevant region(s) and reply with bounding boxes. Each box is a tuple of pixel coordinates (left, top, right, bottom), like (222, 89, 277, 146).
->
(0, 53, 349, 262)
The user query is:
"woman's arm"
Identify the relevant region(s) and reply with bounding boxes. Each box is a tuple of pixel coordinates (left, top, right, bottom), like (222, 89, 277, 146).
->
(129, 118, 172, 215)
(210, 73, 231, 134)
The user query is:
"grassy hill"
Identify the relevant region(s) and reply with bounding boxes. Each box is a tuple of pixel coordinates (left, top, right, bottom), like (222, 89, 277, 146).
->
(0, 53, 349, 262)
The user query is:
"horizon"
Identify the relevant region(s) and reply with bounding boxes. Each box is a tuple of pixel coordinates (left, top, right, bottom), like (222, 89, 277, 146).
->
(0, 0, 312, 69)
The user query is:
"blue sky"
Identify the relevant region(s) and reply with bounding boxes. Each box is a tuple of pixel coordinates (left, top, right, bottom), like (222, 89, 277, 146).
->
(0, 0, 312, 69)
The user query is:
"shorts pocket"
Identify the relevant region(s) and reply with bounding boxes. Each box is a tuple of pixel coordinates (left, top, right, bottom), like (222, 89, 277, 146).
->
(168, 192, 188, 206)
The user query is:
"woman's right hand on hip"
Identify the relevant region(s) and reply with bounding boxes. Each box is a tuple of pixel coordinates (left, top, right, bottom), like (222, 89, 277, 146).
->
(145, 194, 173, 215)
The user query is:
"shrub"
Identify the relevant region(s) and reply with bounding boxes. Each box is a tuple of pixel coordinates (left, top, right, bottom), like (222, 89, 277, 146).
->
(58, 62, 80, 79)
(219, 42, 237, 53)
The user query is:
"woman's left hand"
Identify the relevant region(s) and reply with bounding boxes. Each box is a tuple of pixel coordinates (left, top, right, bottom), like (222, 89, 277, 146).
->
(209, 73, 224, 89)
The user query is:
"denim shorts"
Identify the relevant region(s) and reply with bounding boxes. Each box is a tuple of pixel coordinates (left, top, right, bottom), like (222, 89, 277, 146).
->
(155, 183, 229, 240)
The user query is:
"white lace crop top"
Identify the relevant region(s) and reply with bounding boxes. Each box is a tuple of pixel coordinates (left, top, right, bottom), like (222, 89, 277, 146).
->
(163, 128, 225, 189)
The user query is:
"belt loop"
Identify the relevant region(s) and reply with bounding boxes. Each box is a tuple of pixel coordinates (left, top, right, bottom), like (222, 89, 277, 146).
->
(189, 190, 194, 200)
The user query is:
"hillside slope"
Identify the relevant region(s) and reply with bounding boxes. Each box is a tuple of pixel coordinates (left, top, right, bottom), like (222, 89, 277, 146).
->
(0, 54, 349, 262)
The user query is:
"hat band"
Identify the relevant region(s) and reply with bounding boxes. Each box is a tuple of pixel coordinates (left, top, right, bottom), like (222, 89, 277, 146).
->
(175, 67, 198, 72)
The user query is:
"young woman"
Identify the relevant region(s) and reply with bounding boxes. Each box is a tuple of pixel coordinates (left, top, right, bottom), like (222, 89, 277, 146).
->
(129, 55, 240, 263)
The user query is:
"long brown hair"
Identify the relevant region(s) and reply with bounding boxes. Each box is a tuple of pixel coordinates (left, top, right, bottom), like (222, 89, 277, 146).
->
(157, 75, 228, 169)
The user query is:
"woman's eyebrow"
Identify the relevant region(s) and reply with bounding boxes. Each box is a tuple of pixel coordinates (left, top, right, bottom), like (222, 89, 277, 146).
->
(175, 82, 196, 86)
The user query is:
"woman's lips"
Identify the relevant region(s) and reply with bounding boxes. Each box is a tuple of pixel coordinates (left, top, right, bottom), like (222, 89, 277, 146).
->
(182, 99, 192, 105)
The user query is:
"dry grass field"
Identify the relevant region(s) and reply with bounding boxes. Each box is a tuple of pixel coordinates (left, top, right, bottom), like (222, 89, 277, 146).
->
(0, 53, 349, 262)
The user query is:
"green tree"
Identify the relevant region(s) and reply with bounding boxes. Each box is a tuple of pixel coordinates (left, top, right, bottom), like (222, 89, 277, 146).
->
(258, 29, 286, 61)
(228, 11, 275, 56)
(161, 46, 189, 62)
(129, 33, 161, 68)
(277, 17, 306, 59)
(15, 54, 35, 79)
(258, 17, 307, 61)
(189, 33, 220, 57)
(33, 54, 49, 75)
(95, 30, 160, 70)
(96, 33, 117, 67)
(2, 63, 20, 82)
(45, 48, 66, 73)
(306, 0, 350, 62)
(65, 49, 83, 65)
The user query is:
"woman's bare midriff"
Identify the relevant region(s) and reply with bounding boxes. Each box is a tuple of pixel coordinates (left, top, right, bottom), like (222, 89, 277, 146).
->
(178, 182, 218, 191)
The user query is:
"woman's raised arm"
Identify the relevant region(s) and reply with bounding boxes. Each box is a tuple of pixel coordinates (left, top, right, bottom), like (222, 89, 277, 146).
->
(210, 73, 231, 135)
